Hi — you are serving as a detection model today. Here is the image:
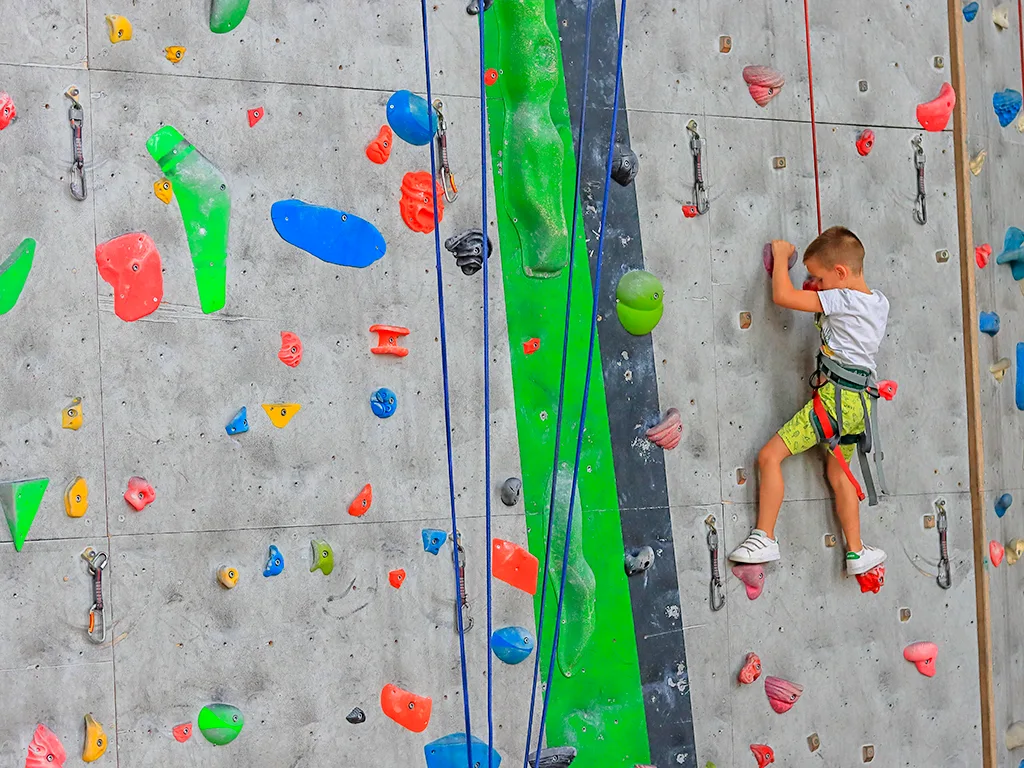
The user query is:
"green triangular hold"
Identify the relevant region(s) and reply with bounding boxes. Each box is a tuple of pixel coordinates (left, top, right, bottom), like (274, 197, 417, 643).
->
(0, 477, 49, 551)
(0, 238, 35, 316)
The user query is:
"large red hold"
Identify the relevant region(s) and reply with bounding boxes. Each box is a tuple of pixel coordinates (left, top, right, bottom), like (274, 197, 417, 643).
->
(399, 171, 444, 233)
(916, 82, 956, 132)
(348, 483, 372, 517)
(95, 233, 164, 321)
(380, 684, 431, 732)
(492, 538, 539, 594)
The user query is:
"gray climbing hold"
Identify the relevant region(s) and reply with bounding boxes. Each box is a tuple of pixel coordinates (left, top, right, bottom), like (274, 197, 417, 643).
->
(346, 707, 365, 724)
(466, 0, 493, 14)
(528, 746, 578, 768)
(624, 545, 655, 575)
(444, 229, 492, 276)
(610, 142, 639, 186)
(500, 477, 522, 507)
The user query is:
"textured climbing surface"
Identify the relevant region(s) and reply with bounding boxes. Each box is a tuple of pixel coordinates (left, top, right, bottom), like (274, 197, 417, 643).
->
(271, 200, 386, 268)
(0, 237, 35, 316)
(1, 477, 48, 551)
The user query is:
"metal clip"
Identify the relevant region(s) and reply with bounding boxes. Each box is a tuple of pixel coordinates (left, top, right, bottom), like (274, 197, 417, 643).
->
(911, 135, 926, 225)
(705, 515, 725, 611)
(451, 530, 473, 632)
(66, 86, 87, 201)
(433, 100, 458, 204)
(686, 120, 710, 215)
(935, 499, 951, 589)
(81, 547, 108, 644)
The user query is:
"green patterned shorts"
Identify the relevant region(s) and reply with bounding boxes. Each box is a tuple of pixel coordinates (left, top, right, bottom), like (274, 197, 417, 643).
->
(777, 382, 870, 462)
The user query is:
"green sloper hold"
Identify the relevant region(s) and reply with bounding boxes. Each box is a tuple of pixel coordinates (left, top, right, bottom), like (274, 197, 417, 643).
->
(146, 126, 230, 313)
(615, 269, 664, 335)
(210, 0, 250, 33)
(198, 703, 244, 745)
(0, 238, 35, 316)
(0, 478, 49, 552)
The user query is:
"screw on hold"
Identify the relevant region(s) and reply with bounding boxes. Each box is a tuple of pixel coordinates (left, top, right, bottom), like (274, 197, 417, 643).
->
(771, 156, 786, 169)
(824, 533, 837, 548)
(911, 135, 927, 225)
(736, 467, 747, 485)
(899, 607, 911, 622)
(433, 100, 458, 203)
(466, 0, 493, 14)
(624, 545, 655, 576)
(500, 477, 522, 507)
(935, 499, 951, 589)
(705, 515, 725, 611)
(934, 55, 945, 69)
(739, 311, 751, 329)
(923, 514, 935, 529)
(935, 249, 949, 263)
(611, 141, 639, 186)
(862, 745, 875, 763)
(858, 79, 869, 92)
(686, 120, 710, 215)
(807, 733, 820, 752)
(345, 707, 365, 724)
(719, 35, 732, 53)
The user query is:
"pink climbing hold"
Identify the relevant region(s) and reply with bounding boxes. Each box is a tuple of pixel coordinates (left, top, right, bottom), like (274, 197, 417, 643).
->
(916, 82, 956, 132)
(646, 408, 682, 450)
(124, 476, 155, 511)
(903, 641, 938, 677)
(742, 65, 785, 107)
(764, 675, 804, 713)
(0, 91, 16, 130)
(856, 129, 875, 156)
(24, 724, 66, 768)
(991, 540, 1005, 567)
(247, 106, 264, 127)
(738, 652, 762, 684)
(95, 232, 164, 322)
(976, 243, 992, 268)
(732, 563, 765, 600)
(278, 331, 303, 367)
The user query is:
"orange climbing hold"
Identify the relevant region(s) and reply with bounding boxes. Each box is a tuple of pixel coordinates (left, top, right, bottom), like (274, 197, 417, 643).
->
(370, 324, 410, 357)
(124, 476, 155, 511)
(750, 744, 775, 768)
(991, 540, 1005, 567)
(400, 171, 444, 233)
(278, 331, 303, 367)
(389, 568, 406, 588)
(247, 106, 264, 127)
(348, 483, 372, 517)
(492, 538, 539, 594)
(366, 125, 393, 164)
(916, 82, 956, 132)
(380, 684, 432, 732)
(172, 723, 192, 743)
(523, 338, 540, 354)
(976, 243, 992, 268)
(485, 68, 498, 86)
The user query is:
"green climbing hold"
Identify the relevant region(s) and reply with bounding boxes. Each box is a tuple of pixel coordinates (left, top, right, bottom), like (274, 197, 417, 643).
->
(146, 126, 231, 313)
(615, 270, 664, 335)
(0, 238, 35, 316)
(210, 0, 250, 33)
(197, 703, 244, 745)
(0, 477, 49, 551)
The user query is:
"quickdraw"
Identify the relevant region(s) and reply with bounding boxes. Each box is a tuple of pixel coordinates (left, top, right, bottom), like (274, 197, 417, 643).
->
(911, 135, 926, 225)
(433, 100, 458, 203)
(935, 499, 951, 589)
(452, 530, 473, 632)
(683, 119, 709, 217)
(66, 85, 87, 201)
(705, 515, 724, 611)
(82, 547, 107, 644)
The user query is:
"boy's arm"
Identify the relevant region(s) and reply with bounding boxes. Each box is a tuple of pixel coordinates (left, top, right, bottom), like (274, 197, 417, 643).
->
(771, 240, 823, 314)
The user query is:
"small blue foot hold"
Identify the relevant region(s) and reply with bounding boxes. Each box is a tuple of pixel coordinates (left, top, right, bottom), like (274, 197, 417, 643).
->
(422, 528, 448, 555)
(370, 387, 398, 418)
(980, 311, 1001, 336)
(271, 200, 386, 268)
(424, 733, 502, 768)
(963, 1, 978, 21)
(997, 493, 1014, 518)
(997, 226, 1024, 280)
(225, 406, 249, 435)
(1017, 343, 1024, 410)
(386, 91, 438, 146)
(994, 89, 1023, 127)
(263, 544, 284, 576)
(491, 626, 535, 665)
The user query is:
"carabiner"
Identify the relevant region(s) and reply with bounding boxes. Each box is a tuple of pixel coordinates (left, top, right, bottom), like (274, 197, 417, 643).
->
(451, 530, 473, 632)
(911, 135, 926, 226)
(705, 515, 725, 611)
(66, 86, 87, 201)
(82, 547, 108, 644)
(687, 120, 710, 215)
(433, 100, 459, 204)
(935, 499, 951, 590)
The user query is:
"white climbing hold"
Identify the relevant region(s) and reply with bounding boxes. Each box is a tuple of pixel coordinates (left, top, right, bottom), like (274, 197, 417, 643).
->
(994, 5, 1010, 29)
(1006, 721, 1024, 750)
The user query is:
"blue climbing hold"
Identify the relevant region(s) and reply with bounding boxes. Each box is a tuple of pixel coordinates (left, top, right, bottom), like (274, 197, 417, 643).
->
(422, 528, 448, 555)
(424, 733, 502, 768)
(1017, 343, 1024, 411)
(491, 626, 535, 665)
(963, 1, 978, 21)
(980, 311, 1001, 336)
(225, 406, 249, 435)
(370, 387, 398, 419)
(993, 89, 1023, 127)
(386, 90, 438, 146)
(263, 544, 284, 577)
(996, 493, 1013, 518)
(996, 226, 1024, 281)
(270, 200, 386, 269)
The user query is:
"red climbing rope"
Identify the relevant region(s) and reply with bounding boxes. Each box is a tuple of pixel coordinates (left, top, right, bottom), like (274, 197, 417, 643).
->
(802, 0, 822, 234)
(811, 390, 866, 501)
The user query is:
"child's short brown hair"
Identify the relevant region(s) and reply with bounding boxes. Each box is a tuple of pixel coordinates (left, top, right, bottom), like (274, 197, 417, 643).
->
(803, 226, 865, 273)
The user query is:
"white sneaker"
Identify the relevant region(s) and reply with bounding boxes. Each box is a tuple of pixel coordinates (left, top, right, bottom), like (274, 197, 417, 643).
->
(846, 544, 887, 575)
(728, 530, 780, 563)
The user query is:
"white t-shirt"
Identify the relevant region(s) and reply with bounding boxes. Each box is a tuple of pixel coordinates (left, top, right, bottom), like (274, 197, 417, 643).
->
(816, 288, 889, 373)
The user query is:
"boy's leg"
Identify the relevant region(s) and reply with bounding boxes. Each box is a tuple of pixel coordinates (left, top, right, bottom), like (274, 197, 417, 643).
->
(825, 450, 886, 574)
(728, 434, 792, 563)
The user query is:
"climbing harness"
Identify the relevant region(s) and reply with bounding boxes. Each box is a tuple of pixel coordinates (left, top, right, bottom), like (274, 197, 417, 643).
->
(808, 353, 897, 507)
(433, 100, 459, 203)
(82, 547, 107, 644)
(66, 86, 87, 201)
(935, 499, 951, 589)
(705, 515, 725, 611)
(684, 119, 709, 217)
(911, 135, 926, 225)
(452, 530, 474, 631)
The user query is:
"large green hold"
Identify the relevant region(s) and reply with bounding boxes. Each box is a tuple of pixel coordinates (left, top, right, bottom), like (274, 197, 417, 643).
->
(0, 238, 35, 316)
(1, 477, 49, 551)
(198, 703, 244, 745)
(615, 270, 664, 335)
(210, 0, 250, 33)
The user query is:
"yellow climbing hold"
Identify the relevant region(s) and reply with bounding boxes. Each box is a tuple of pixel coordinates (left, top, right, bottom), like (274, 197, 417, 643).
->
(62, 397, 83, 430)
(969, 149, 986, 176)
(1007, 538, 1024, 565)
(262, 403, 301, 428)
(154, 178, 173, 204)
(218, 566, 239, 588)
(165, 46, 186, 63)
(82, 713, 107, 762)
(64, 476, 89, 518)
(105, 14, 133, 43)
(991, 357, 1011, 382)
(994, 4, 1011, 29)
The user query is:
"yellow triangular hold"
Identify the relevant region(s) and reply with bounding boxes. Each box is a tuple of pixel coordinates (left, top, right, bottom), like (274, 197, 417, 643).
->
(262, 403, 301, 428)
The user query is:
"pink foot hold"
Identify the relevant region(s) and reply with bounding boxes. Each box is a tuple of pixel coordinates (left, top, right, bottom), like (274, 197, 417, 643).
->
(916, 82, 956, 132)
(732, 563, 765, 600)
(278, 331, 303, 367)
(856, 129, 875, 156)
(991, 539, 1005, 567)
(855, 564, 885, 593)
(742, 65, 785, 107)
(646, 408, 682, 450)
(903, 640, 938, 677)
(738, 652, 762, 684)
(124, 476, 155, 511)
(25, 724, 66, 768)
(976, 243, 992, 268)
(764, 675, 804, 713)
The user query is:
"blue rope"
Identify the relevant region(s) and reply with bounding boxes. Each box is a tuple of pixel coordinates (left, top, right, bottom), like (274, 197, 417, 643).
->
(519, 0, 597, 765)
(419, 0, 474, 760)
(530, 1, 631, 765)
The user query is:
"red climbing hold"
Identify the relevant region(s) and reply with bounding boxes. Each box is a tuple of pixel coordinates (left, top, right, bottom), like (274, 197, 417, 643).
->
(523, 338, 540, 354)
(738, 652, 762, 684)
(764, 675, 804, 713)
(278, 331, 303, 367)
(370, 324, 410, 357)
(732, 563, 764, 600)
(124, 476, 155, 511)
(750, 743, 775, 768)
(172, 723, 193, 743)
(991, 539, 1005, 567)
(388, 568, 406, 588)
(0, 91, 16, 130)
(400, 171, 444, 233)
(976, 243, 992, 268)
(856, 129, 875, 156)
(380, 684, 432, 732)
(485, 68, 498, 86)
(855, 564, 885, 594)
(903, 641, 938, 677)
(742, 65, 785, 107)
(247, 107, 264, 127)
(492, 538, 539, 594)
(916, 82, 956, 132)
(682, 205, 699, 218)
(348, 483, 373, 517)
(876, 380, 898, 401)
(366, 125, 393, 164)
(95, 232, 164, 322)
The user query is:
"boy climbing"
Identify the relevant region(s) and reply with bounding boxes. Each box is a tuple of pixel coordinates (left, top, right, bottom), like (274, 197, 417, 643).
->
(729, 228, 890, 576)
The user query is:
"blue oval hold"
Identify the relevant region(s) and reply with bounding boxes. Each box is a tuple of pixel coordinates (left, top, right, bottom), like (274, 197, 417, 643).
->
(997, 493, 1014, 517)
(491, 626, 535, 665)
(371, 387, 398, 419)
(226, 406, 249, 435)
(422, 528, 448, 555)
(993, 89, 1022, 127)
(963, 1, 979, 21)
(425, 733, 501, 768)
(271, 199, 386, 268)
(263, 544, 284, 577)
(386, 90, 438, 146)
